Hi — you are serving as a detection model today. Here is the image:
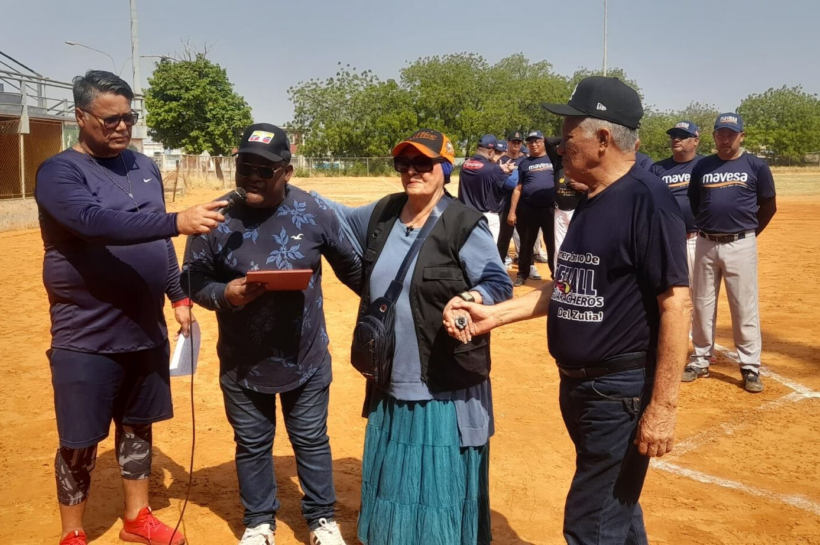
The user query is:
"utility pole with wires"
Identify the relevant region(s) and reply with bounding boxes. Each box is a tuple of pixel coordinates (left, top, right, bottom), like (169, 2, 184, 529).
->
(130, 0, 141, 96)
(602, 0, 608, 76)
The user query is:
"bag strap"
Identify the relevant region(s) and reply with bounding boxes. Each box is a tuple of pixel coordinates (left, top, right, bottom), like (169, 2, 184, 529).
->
(383, 195, 451, 302)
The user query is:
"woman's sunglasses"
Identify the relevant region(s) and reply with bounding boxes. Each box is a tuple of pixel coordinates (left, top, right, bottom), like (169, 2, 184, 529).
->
(393, 155, 446, 174)
(236, 162, 284, 180)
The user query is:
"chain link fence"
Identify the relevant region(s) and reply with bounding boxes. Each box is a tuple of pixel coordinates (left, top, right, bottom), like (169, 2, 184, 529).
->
(0, 119, 22, 198)
(292, 157, 398, 178)
(23, 120, 63, 197)
(0, 118, 63, 199)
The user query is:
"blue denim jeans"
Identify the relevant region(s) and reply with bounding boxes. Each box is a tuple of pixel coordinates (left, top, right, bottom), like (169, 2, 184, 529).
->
(558, 367, 654, 545)
(220, 370, 336, 530)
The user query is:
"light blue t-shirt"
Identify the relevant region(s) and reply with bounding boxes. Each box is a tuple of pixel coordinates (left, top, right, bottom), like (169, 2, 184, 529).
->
(312, 192, 513, 446)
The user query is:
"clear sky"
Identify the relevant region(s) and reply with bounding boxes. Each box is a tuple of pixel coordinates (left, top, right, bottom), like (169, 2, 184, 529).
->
(3, 0, 817, 125)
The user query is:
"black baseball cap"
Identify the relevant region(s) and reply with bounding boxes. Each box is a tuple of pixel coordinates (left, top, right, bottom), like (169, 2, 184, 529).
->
(507, 131, 524, 142)
(542, 76, 644, 129)
(237, 123, 292, 163)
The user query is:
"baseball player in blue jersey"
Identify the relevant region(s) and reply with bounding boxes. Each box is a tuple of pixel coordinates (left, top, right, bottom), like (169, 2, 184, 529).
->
(650, 121, 704, 324)
(685, 113, 777, 392)
(458, 135, 514, 241)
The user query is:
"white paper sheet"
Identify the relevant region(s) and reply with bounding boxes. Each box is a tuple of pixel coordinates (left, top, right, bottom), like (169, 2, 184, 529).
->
(169, 321, 201, 376)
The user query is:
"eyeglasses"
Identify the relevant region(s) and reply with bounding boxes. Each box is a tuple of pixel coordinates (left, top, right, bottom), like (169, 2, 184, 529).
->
(236, 162, 284, 180)
(393, 155, 445, 174)
(81, 109, 139, 129)
(669, 133, 694, 141)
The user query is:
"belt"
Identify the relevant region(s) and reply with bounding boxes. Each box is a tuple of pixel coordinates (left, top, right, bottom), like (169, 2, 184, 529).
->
(686, 232, 698, 239)
(699, 231, 749, 243)
(558, 351, 650, 380)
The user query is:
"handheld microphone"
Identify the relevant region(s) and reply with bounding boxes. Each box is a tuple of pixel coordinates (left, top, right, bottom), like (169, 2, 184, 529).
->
(218, 187, 247, 215)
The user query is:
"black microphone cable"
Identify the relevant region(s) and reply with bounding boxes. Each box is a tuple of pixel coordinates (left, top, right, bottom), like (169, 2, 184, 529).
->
(169, 188, 246, 544)
(169, 236, 196, 545)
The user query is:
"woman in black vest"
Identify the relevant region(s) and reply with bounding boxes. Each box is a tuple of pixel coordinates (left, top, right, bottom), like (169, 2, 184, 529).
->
(311, 129, 512, 544)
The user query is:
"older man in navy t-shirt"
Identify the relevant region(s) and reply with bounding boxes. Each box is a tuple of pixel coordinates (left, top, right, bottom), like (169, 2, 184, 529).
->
(685, 113, 777, 393)
(508, 130, 557, 285)
(448, 77, 690, 545)
(651, 120, 705, 331)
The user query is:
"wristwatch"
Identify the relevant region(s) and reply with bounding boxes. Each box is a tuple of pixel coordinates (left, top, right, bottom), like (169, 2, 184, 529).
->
(172, 297, 193, 308)
(457, 291, 475, 303)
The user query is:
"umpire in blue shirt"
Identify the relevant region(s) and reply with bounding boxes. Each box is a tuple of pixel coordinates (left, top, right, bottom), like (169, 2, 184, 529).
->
(183, 124, 361, 544)
(448, 77, 691, 545)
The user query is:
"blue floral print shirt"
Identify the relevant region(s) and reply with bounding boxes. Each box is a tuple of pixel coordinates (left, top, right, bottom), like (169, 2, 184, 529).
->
(183, 185, 362, 393)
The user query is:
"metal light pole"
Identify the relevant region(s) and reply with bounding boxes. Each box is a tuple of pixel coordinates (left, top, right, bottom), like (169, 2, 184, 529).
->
(602, 0, 608, 76)
(65, 41, 117, 73)
(130, 0, 141, 95)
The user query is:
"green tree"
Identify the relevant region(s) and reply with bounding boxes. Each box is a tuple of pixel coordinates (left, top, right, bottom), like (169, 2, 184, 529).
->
(145, 54, 252, 180)
(288, 63, 419, 157)
(738, 85, 820, 162)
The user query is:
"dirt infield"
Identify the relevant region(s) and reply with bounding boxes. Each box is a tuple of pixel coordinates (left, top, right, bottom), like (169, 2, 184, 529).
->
(1, 176, 819, 544)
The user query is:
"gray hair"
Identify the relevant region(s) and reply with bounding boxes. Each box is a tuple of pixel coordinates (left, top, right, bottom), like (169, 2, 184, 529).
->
(578, 117, 639, 153)
(73, 70, 134, 109)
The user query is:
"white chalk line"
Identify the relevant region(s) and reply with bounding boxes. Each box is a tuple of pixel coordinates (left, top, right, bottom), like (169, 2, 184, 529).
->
(653, 460, 820, 517)
(712, 342, 819, 397)
(379, 177, 403, 192)
(671, 391, 804, 457)
(662, 343, 820, 514)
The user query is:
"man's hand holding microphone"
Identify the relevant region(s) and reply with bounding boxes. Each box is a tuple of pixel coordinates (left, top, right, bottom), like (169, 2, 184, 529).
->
(175, 188, 247, 235)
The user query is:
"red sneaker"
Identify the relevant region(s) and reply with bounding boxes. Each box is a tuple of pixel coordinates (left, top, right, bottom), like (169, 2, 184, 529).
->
(60, 530, 87, 545)
(119, 507, 185, 544)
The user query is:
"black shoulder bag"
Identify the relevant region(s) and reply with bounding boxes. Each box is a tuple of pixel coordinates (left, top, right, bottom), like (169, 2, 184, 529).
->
(350, 197, 450, 389)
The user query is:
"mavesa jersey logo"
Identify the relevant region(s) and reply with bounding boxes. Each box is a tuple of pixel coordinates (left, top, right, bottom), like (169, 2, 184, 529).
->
(662, 173, 690, 188)
(702, 172, 749, 188)
(528, 162, 553, 172)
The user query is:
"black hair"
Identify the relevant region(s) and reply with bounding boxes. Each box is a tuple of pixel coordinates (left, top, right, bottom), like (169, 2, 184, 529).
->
(73, 70, 134, 109)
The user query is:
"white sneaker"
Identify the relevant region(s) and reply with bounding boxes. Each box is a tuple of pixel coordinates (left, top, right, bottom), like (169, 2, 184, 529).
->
(504, 256, 513, 270)
(239, 523, 275, 545)
(310, 518, 346, 545)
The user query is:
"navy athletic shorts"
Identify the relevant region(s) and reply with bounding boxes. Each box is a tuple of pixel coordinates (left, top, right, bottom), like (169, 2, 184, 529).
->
(49, 344, 173, 449)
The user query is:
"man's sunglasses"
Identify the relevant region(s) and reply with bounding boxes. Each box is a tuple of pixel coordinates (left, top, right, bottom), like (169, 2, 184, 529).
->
(393, 155, 445, 174)
(236, 162, 285, 180)
(81, 109, 139, 129)
(669, 132, 694, 141)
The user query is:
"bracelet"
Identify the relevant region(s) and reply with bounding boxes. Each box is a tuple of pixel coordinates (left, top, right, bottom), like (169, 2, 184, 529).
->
(172, 297, 193, 308)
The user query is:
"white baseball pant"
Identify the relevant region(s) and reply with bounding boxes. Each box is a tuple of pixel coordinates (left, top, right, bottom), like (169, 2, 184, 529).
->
(553, 208, 575, 271)
(483, 212, 500, 243)
(690, 231, 761, 372)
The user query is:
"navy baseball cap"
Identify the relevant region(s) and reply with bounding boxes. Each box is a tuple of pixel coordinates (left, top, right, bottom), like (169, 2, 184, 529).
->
(714, 112, 744, 132)
(667, 120, 700, 137)
(525, 130, 544, 141)
(237, 123, 292, 163)
(495, 141, 508, 152)
(507, 131, 524, 142)
(542, 76, 644, 129)
(478, 134, 498, 149)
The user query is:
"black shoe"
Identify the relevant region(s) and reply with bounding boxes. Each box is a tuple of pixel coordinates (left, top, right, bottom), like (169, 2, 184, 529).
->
(533, 255, 550, 264)
(741, 370, 764, 393)
(682, 365, 709, 382)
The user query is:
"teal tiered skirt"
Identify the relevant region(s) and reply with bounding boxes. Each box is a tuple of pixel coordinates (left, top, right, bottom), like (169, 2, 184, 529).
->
(357, 392, 492, 545)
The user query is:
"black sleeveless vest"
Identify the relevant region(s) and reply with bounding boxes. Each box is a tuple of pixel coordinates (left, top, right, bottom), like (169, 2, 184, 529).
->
(357, 192, 491, 393)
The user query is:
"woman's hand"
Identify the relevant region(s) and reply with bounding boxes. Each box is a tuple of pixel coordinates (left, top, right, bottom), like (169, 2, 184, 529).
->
(443, 296, 475, 344)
